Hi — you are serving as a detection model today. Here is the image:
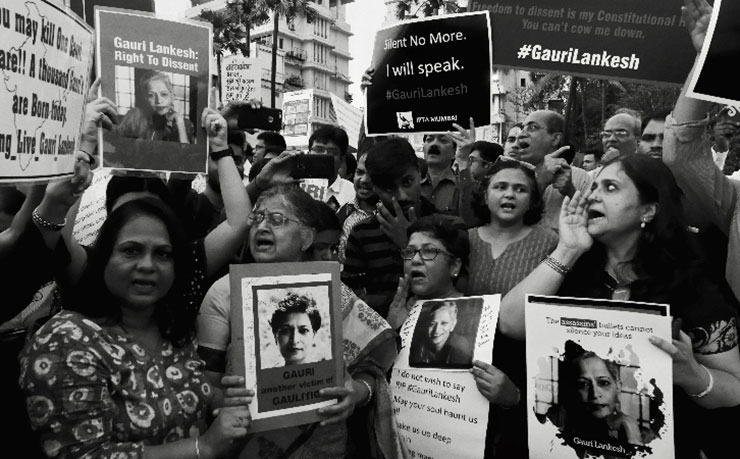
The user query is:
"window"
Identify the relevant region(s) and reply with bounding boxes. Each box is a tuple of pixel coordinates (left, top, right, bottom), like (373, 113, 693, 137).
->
(520, 78, 526, 88)
(313, 96, 329, 119)
(279, 38, 284, 49)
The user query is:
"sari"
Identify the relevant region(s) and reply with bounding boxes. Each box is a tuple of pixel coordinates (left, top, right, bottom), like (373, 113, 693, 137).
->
(198, 280, 408, 459)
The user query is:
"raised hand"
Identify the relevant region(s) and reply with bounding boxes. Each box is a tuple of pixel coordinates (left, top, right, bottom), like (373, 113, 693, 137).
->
(360, 67, 375, 92)
(558, 189, 593, 255)
(682, 0, 712, 53)
(448, 117, 476, 159)
(254, 150, 302, 190)
(79, 79, 118, 155)
(386, 274, 412, 329)
(202, 108, 228, 151)
(377, 197, 416, 248)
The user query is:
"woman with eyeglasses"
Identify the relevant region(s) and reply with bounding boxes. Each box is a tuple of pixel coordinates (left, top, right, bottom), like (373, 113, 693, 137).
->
(498, 153, 740, 459)
(386, 216, 468, 330)
(196, 184, 405, 459)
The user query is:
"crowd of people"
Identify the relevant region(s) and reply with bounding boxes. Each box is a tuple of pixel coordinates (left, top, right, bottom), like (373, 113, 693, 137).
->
(1, 0, 740, 458)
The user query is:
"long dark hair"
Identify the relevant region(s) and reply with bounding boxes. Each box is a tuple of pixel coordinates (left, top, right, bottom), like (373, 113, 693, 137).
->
(68, 198, 195, 346)
(571, 155, 703, 313)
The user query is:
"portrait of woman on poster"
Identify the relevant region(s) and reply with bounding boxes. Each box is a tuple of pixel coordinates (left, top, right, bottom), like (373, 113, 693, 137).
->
(409, 300, 474, 369)
(554, 345, 647, 456)
(269, 293, 323, 366)
(117, 70, 194, 144)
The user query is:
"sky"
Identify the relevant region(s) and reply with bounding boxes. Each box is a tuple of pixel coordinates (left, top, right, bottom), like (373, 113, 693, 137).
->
(153, 0, 385, 109)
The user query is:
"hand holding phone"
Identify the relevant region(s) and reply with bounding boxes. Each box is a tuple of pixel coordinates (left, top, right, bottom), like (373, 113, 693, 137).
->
(237, 106, 283, 131)
(290, 154, 335, 180)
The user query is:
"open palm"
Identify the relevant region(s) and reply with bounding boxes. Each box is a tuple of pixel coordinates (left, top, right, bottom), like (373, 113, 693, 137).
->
(559, 190, 593, 254)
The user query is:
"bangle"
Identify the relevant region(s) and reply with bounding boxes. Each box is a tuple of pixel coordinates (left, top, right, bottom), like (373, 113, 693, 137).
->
(357, 378, 373, 407)
(193, 436, 201, 459)
(688, 364, 714, 398)
(77, 150, 95, 166)
(32, 207, 66, 231)
(543, 255, 571, 276)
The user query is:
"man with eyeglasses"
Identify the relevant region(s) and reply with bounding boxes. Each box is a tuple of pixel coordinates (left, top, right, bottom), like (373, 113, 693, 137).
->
(517, 110, 593, 231)
(458, 141, 504, 227)
(601, 110, 641, 163)
(253, 131, 287, 163)
(308, 125, 355, 211)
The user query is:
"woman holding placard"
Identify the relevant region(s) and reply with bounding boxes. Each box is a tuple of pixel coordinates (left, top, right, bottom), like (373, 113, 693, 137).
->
(498, 153, 740, 458)
(197, 184, 405, 459)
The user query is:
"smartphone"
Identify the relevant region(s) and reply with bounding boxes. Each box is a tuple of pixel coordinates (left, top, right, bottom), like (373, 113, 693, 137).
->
(290, 154, 335, 180)
(237, 106, 283, 131)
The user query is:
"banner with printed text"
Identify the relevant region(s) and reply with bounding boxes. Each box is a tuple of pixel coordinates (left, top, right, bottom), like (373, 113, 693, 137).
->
(0, 0, 94, 184)
(96, 7, 211, 174)
(221, 55, 262, 105)
(526, 295, 674, 459)
(390, 295, 500, 458)
(365, 11, 492, 136)
(469, 0, 695, 84)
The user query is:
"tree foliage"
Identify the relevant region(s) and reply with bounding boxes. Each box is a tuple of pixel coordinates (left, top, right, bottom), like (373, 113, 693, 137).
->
(395, 0, 462, 19)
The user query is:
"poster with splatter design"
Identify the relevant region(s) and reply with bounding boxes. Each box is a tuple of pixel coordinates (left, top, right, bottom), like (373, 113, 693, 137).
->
(525, 295, 674, 459)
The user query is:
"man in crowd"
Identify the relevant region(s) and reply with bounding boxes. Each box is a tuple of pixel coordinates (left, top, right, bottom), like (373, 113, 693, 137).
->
(708, 106, 740, 175)
(504, 123, 523, 158)
(601, 109, 641, 163)
(308, 125, 356, 211)
(342, 137, 464, 316)
(637, 110, 669, 160)
(253, 131, 287, 163)
(580, 147, 602, 172)
(337, 150, 378, 263)
(517, 110, 592, 231)
(458, 141, 504, 227)
(420, 133, 459, 214)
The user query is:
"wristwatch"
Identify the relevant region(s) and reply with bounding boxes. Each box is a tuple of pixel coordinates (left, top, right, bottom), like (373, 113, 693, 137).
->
(210, 146, 234, 161)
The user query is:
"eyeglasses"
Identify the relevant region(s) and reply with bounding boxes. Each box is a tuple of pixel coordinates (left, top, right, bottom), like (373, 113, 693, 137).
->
(600, 129, 632, 139)
(400, 247, 454, 261)
(247, 211, 302, 227)
(310, 146, 341, 156)
(494, 155, 537, 171)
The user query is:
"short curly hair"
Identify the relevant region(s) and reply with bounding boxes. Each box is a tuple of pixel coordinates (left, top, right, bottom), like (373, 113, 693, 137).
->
(269, 293, 322, 334)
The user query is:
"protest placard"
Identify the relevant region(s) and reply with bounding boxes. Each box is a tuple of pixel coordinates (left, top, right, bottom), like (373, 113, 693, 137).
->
(0, 0, 94, 184)
(299, 178, 330, 202)
(469, 0, 694, 85)
(95, 7, 211, 174)
(230, 262, 344, 432)
(70, 0, 155, 27)
(282, 89, 313, 148)
(329, 93, 362, 150)
(526, 295, 674, 459)
(221, 55, 262, 105)
(391, 295, 500, 458)
(365, 11, 491, 136)
(72, 168, 112, 246)
(687, 0, 740, 106)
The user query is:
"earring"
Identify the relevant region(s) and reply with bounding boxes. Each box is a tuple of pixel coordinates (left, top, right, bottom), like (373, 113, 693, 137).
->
(640, 221, 646, 229)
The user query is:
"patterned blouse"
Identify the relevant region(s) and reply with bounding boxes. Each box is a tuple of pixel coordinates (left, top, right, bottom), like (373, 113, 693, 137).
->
(19, 311, 212, 459)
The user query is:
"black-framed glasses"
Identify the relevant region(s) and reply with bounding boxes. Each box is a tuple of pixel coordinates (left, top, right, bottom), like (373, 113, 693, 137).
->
(247, 211, 302, 227)
(494, 155, 537, 171)
(400, 247, 454, 261)
(600, 129, 631, 139)
(310, 145, 341, 156)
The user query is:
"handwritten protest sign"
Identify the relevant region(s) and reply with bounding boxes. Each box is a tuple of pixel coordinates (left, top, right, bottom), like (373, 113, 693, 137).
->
(221, 55, 262, 105)
(0, 0, 94, 184)
(365, 11, 491, 136)
(469, 0, 694, 84)
(526, 295, 674, 459)
(688, 0, 740, 106)
(96, 7, 211, 174)
(230, 262, 344, 432)
(282, 89, 313, 148)
(391, 295, 500, 458)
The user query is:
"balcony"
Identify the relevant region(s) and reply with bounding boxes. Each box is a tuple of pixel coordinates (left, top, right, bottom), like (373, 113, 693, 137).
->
(332, 66, 352, 83)
(285, 48, 307, 62)
(284, 74, 305, 88)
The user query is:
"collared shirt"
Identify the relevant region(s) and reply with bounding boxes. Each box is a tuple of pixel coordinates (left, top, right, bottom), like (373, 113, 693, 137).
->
(420, 167, 459, 214)
(325, 177, 356, 211)
(711, 145, 729, 171)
